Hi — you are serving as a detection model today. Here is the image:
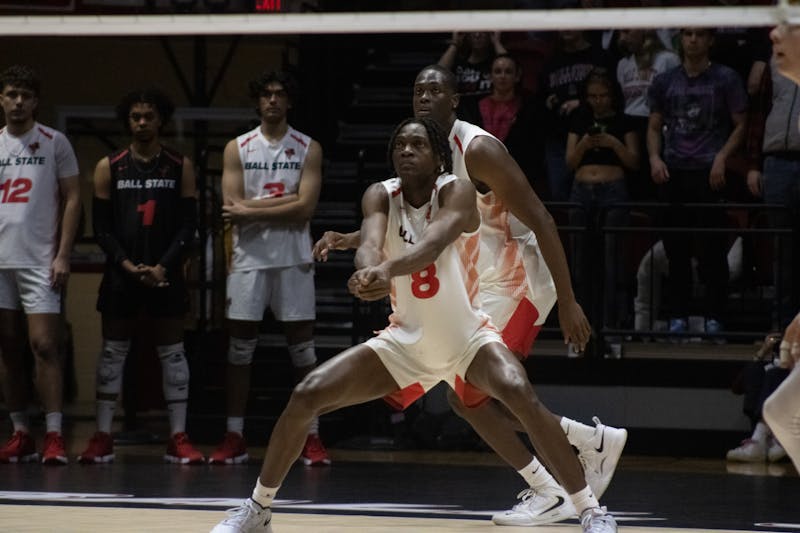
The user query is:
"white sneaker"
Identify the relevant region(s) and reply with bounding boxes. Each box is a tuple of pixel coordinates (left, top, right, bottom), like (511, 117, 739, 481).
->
(492, 483, 576, 526)
(574, 417, 628, 498)
(767, 439, 787, 463)
(210, 499, 272, 533)
(581, 506, 617, 533)
(726, 439, 766, 462)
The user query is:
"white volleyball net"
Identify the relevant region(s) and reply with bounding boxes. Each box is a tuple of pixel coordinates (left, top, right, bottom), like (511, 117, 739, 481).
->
(0, 2, 797, 37)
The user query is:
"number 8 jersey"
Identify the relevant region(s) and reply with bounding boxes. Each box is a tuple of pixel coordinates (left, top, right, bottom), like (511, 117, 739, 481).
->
(0, 123, 79, 268)
(378, 174, 492, 362)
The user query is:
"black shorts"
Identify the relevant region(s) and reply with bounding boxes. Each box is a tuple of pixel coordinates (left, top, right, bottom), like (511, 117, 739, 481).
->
(96, 268, 189, 319)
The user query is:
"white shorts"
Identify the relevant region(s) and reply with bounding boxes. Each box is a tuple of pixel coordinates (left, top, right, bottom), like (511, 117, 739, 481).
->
(0, 268, 61, 314)
(366, 323, 503, 410)
(226, 264, 315, 322)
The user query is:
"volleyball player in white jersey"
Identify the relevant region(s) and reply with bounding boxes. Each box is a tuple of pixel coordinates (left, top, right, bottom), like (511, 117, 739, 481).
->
(210, 70, 329, 467)
(762, 17, 800, 474)
(314, 64, 627, 526)
(211, 117, 617, 533)
(0, 65, 81, 465)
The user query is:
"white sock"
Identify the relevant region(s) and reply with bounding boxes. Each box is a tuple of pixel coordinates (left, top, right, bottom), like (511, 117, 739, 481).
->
(752, 421, 769, 442)
(9, 411, 29, 433)
(167, 402, 187, 435)
(96, 399, 117, 434)
(517, 457, 558, 490)
(569, 485, 600, 517)
(227, 416, 244, 436)
(251, 478, 279, 508)
(45, 412, 63, 434)
(308, 416, 319, 436)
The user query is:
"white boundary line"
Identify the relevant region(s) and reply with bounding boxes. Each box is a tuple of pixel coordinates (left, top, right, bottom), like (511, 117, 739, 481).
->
(0, 6, 798, 37)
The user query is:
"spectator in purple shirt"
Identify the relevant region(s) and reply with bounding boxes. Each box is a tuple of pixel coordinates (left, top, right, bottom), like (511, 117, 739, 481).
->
(646, 27, 747, 341)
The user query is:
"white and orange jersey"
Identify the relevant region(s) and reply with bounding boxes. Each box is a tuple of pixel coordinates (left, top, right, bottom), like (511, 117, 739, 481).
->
(0, 122, 78, 268)
(449, 119, 555, 331)
(231, 125, 313, 271)
(378, 174, 492, 367)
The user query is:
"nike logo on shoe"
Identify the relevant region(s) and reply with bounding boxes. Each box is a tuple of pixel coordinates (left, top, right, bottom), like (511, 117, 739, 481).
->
(595, 430, 605, 453)
(543, 496, 566, 514)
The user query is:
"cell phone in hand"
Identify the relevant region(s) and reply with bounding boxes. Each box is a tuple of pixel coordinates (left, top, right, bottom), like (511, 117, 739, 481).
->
(588, 124, 603, 135)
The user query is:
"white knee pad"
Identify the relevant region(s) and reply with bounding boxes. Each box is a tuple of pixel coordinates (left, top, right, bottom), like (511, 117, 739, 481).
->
(158, 343, 190, 402)
(96, 339, 130, 395)
(228, 336, 258, 366)
(288, 340, 316, 368)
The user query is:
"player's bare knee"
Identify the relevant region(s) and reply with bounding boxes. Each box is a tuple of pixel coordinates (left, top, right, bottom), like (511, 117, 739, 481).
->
(289, 374, 326, 416)
(30, 337, 60, 361)
(492, 371, 536, 410)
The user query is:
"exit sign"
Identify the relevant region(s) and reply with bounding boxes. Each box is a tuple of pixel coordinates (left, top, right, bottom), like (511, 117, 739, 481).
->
(255, 0, 280, 11)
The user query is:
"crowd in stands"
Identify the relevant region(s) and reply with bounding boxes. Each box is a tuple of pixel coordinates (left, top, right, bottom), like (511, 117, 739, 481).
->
(437, 14, 798, 348)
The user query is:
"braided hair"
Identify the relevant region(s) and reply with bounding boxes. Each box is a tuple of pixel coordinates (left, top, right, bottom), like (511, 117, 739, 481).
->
(387, 116, 453, 178)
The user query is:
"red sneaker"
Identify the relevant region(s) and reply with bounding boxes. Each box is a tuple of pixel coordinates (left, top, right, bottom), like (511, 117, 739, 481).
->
(164, 432, 205, 464)
(0, 431, 38, 464)
(77, 432, 115, 464)
(42, 432, 68, 465)
(300, 433, 331, 466)
(209, 432, 249, 465)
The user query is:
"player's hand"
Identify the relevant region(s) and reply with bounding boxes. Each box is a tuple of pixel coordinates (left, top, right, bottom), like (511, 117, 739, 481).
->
(133, 264, 169, 288)
(50, 255, 70, 289)
(558, 298, 592, 352)
(221, 201, 250, 223)
(313, 231, 348, 262)
(779, 311, 800, 369)
(348, 266, 390, 301)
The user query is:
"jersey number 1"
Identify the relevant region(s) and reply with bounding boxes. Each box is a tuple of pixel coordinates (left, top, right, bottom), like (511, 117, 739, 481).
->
(411, 264, 440, 299)
(137, 199, 156, 226)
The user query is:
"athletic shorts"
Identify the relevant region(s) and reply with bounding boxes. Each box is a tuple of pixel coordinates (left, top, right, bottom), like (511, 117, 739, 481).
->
(226, 263, 315, 322)
(0, 268, 61, 314)
(96, 268, 189, 319)
(365, 324, 503, 411)
(480, 234, 557, 358)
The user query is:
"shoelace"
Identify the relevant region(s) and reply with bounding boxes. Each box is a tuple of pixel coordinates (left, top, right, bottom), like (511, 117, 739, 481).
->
(581, 507, 613, 529)
(510, 488, 537, 511)
(224, 501, 257, 522)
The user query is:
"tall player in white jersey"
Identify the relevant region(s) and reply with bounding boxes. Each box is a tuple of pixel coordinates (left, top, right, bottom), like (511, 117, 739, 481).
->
(762, 16, 800, 474)
(0, 65, 81, 465)
(211, 117, 617, 533)
(210, 70, 329, 467)
(314, 65, 627, 526)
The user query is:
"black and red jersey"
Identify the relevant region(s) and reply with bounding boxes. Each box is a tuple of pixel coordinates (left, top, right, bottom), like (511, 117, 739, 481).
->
(106, 145, 185, 266)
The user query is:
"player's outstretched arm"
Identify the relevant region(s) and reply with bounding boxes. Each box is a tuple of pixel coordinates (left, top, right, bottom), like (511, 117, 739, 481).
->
(350, 183, 389, 300)
(312, 230, 362, 262)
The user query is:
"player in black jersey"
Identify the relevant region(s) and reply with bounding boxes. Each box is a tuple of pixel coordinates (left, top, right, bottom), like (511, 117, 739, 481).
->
(78, 88, 204, 464)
